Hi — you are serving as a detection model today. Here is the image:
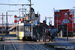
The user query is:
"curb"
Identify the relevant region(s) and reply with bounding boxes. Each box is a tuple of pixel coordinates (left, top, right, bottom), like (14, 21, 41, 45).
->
(45, 43, 64, 50)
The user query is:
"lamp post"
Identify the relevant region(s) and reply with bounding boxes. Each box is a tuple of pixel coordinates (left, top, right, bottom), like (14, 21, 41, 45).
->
(55, 14, 60, 38)
(53, 7, 59, 38)
(28, 0, 32, 33)
(66, 12, 68, 40)
(28, 0, 32, 20)
(72, 11, 74, 35)
(73, 7, 75, 34)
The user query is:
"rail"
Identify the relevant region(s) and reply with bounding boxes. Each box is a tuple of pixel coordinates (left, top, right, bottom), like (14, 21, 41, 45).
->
(25, 42, 48, 50)
(4, 38, 17, 50)
(10, 39, 16, 50)
(27, 44, 37, 50)
(4, 39, 6, 50)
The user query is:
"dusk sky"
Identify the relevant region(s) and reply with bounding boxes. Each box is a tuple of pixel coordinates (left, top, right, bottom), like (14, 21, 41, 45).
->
(0, 0, 75, 25)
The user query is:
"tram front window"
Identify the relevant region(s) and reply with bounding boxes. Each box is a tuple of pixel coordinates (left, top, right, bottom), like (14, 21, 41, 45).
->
(25, 26, 30, 32)
(19, 26, 24, 31)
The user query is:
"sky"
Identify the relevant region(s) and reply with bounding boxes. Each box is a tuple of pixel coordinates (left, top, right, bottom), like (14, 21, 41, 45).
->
(0, 0, 75, 25)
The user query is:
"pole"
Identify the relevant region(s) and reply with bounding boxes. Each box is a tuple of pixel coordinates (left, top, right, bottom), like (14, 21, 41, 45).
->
(25, 9, 26, 15)
(0, 12, 12, 35)
(22, 5, 24, 17)
(57, 16, 58, 38)
(19, 9, 20, 18)
(72, 11, 74, 34)
(49, 18, 50, 24)
(6, 12, 8, 35)
(30, 0, 31, 21)
(24, 9, 26, 21)
(29, 0, 31, 32)
(2, 13, 3, 34)
(67, 12, 68, 40)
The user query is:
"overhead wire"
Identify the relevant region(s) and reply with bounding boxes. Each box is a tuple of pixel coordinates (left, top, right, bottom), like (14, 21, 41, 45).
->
(8, 0, 10, 9)
(14, 0, 20, 16)
(24, 6, 29, 14)
(14, 0, 20, 9)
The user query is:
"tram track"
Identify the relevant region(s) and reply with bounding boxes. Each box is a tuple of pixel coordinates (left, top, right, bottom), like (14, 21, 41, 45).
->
(3, 37, 17, 50)
(26, 44, 37, 50)
(24, 41, 49, 50)
(14, 41, 37, 50)
(4, 39, 5, 50)
(3, 37, 55, 50)
(3, 37, 36, 50)
(27, 44, 48, 50)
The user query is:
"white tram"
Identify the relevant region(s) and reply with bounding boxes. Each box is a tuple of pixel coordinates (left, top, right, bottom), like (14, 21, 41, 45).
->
(16, 22, 40, 41)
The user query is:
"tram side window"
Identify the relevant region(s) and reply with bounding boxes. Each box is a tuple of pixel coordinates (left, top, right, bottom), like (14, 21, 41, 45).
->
(19, 26, 24, 31)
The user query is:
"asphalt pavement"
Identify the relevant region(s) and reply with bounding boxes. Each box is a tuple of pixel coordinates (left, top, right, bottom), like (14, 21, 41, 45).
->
(0, 34, 56, 50)
(1, 34, 75, 50)
(45, 37, 75, 50)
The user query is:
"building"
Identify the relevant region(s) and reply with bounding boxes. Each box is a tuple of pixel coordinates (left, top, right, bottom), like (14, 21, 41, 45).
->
(54, 9, 75, 37)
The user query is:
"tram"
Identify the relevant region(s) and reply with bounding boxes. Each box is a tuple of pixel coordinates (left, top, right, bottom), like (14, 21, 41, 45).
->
(16, 21, 40, 41)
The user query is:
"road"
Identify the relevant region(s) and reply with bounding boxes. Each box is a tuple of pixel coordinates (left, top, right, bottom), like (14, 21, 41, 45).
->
(45, 37, 75, 50)
(0, 35, 55, 50)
